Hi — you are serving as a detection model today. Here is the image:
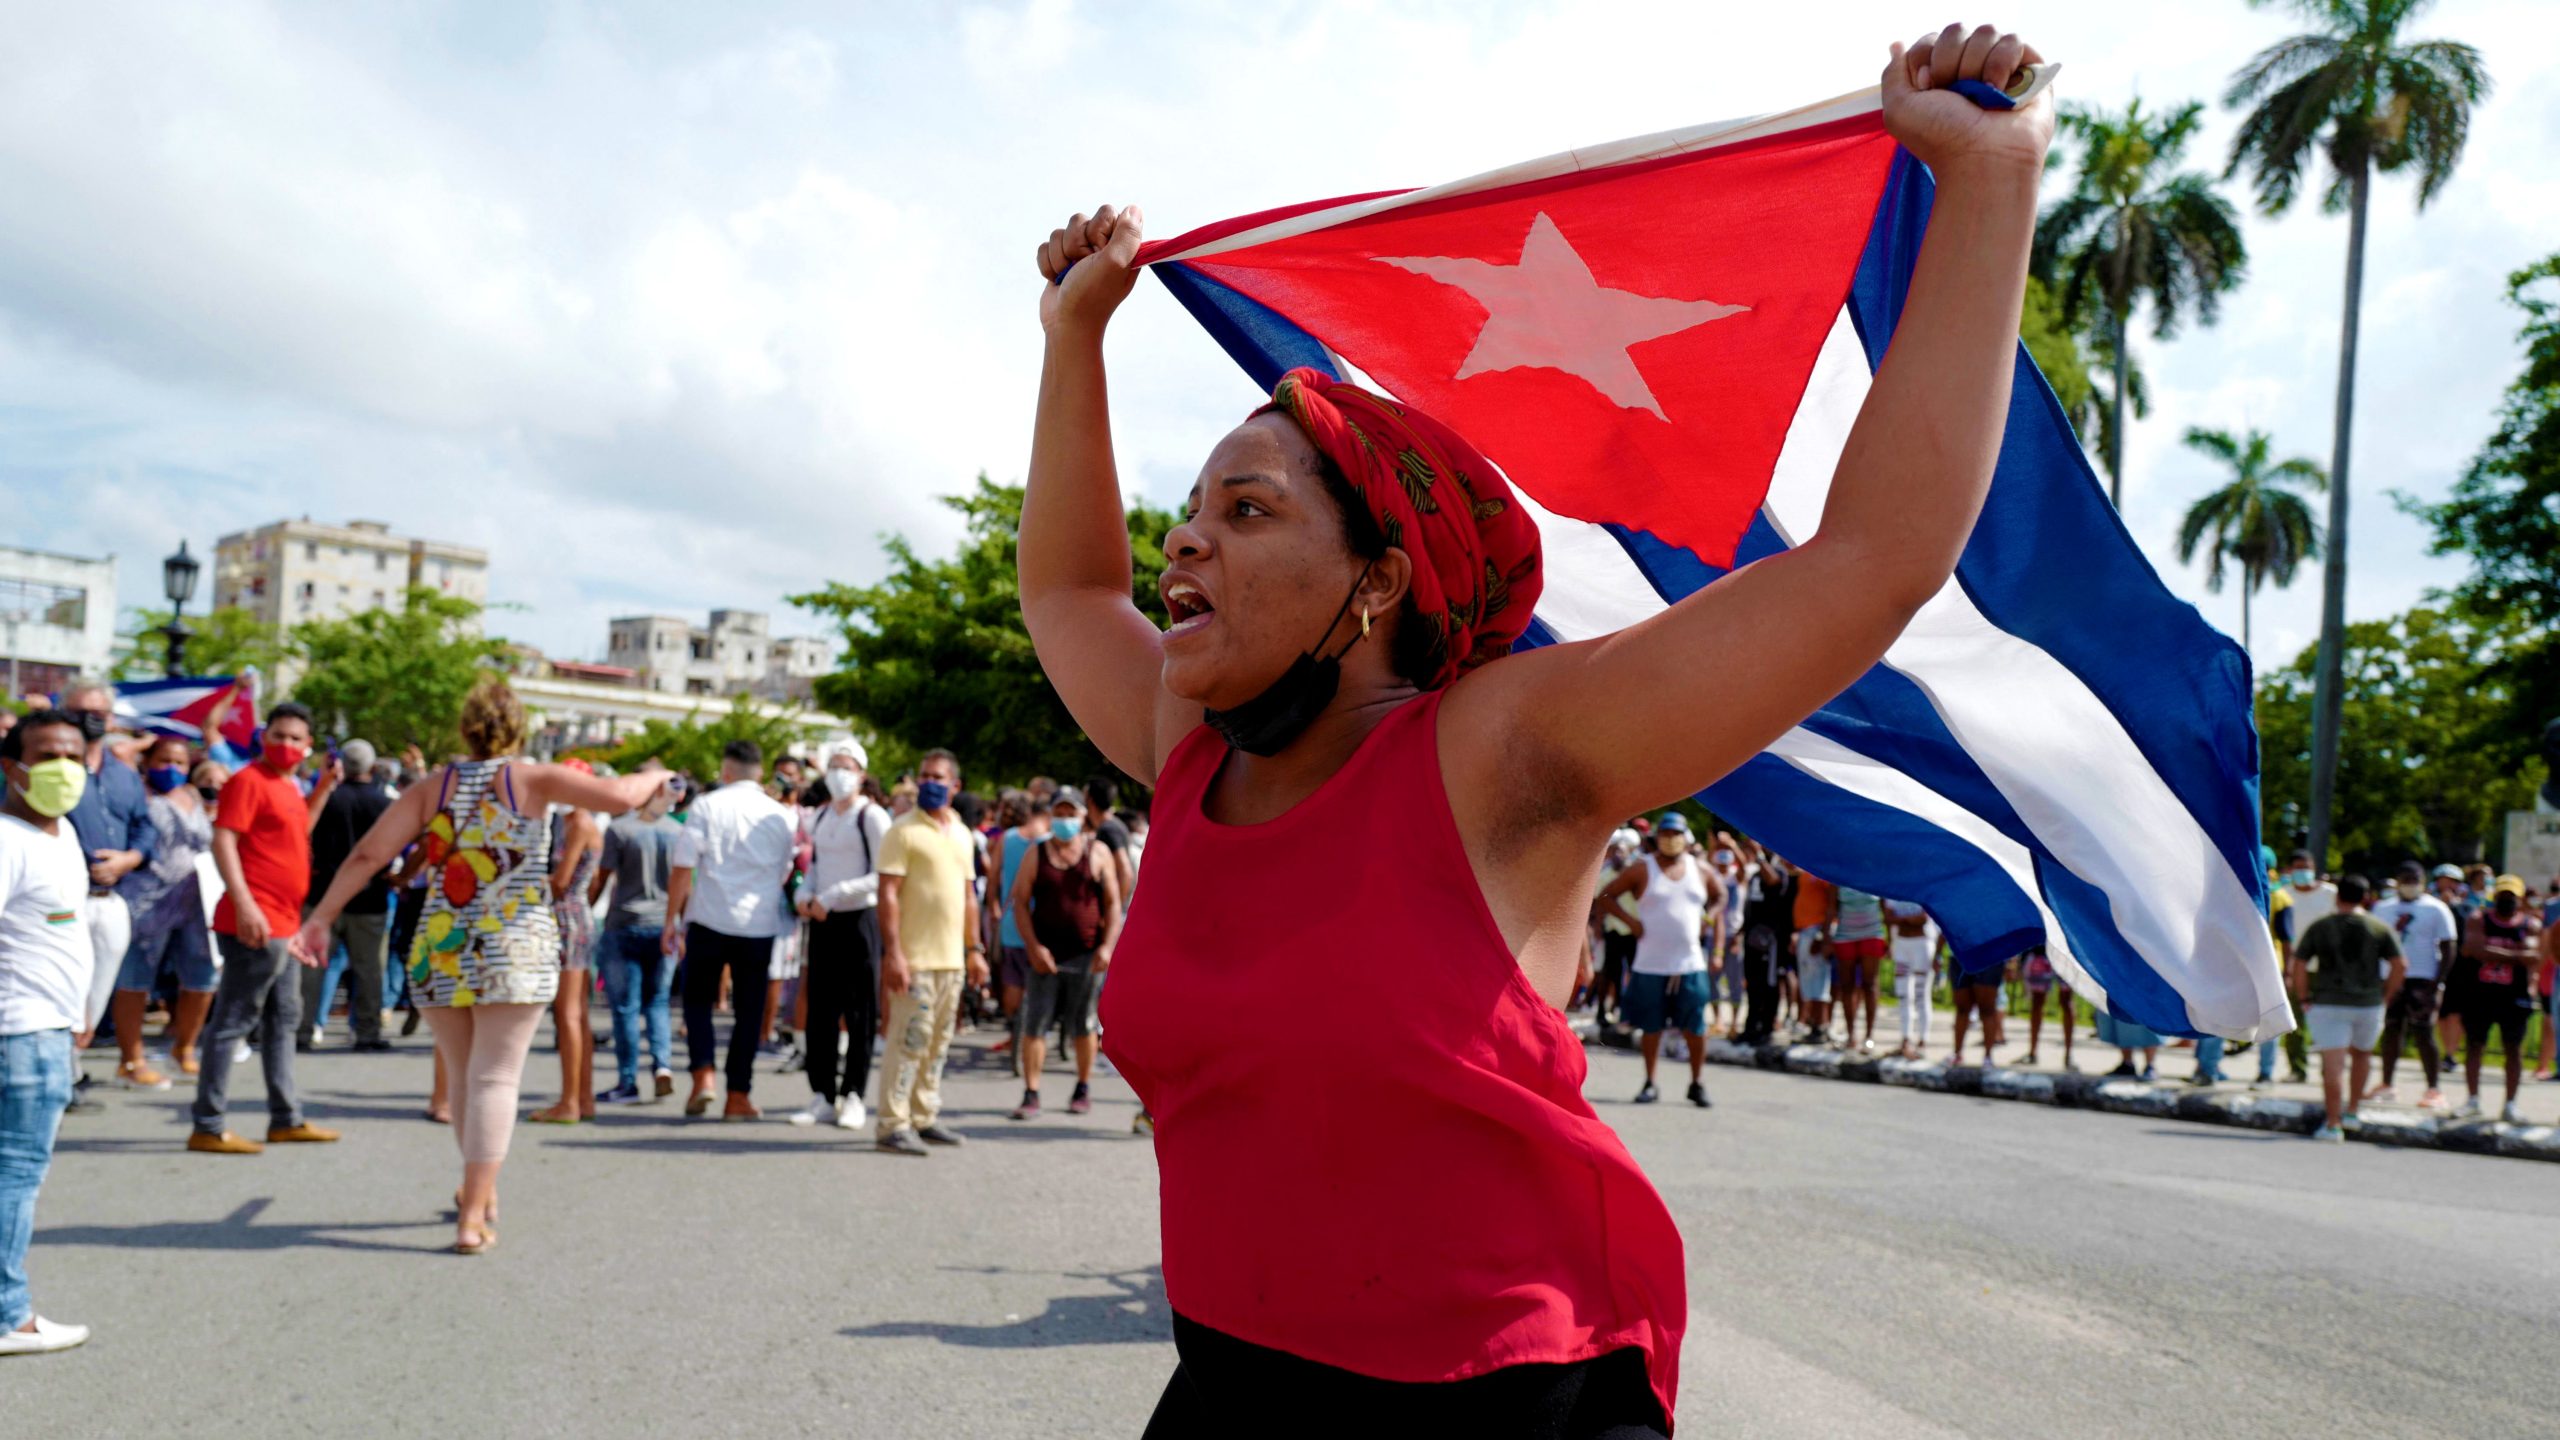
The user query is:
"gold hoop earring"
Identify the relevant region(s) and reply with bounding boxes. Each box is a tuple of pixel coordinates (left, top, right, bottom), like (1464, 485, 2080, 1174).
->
(1360, 607, 1372, 638)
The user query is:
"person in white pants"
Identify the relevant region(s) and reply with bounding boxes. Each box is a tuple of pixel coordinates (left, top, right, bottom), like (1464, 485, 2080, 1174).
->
(1886, 899, 1934, 1059)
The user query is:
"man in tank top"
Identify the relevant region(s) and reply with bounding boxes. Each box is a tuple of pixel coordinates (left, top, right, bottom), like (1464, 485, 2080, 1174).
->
(1004, 786, 1124, 1120)
(1594, 813, 1720, 1108)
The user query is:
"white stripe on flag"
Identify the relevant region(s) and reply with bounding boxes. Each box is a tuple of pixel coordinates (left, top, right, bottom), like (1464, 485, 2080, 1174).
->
(1763, 315, 2289, 1039)
(1762, 725, 2091, 1001)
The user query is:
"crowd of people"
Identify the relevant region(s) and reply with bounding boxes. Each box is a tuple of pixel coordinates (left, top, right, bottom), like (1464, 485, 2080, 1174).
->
(1584, 822, 2559, 1144)
(0, 675, 1160, 1353)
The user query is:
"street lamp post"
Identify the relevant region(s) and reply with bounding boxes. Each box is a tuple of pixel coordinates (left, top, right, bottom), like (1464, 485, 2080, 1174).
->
(161, 541, 200, 677)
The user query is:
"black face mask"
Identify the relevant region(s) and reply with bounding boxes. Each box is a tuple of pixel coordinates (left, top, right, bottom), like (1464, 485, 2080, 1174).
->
(74, 710, 109, 743)
(1203, 564, 1372, 758)
(195, 784, 221, 806)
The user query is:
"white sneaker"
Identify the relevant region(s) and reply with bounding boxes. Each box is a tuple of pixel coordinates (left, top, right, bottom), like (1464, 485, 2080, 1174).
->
(2501, 1102, 2525, 1125)
(787, 1098, 835, 1128)
(2460, 1095, 2484, 1118)
(307, 1025, 325, 1047)
(232, 1040, 254, 1064)
(835, 1094, 867, 1130)
(0, 1315, 90, 1355)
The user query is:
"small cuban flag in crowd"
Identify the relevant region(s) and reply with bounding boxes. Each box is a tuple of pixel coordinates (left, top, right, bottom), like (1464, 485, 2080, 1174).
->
(114, 672, 261, 764)
(1132, 79, 2289, 1042)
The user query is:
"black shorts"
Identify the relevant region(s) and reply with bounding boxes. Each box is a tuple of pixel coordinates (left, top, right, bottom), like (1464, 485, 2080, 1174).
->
(1600, 933, 1636, 993)
(2386, 976, 2440, 1030)
(1144, 1313, 1666, 1440)
(2458, 986, 2533, 1048)
(1021, 953, 1099, 1040)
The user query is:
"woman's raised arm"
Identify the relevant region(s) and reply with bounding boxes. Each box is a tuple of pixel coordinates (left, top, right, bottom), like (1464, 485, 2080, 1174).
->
(1457, 26, 2052, 826)
(1020, 204, 1197, 784)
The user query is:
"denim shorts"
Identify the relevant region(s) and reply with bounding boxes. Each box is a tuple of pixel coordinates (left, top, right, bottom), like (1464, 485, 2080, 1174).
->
(118, 919, 218, 993)
(1621, 970, 1710, 1036)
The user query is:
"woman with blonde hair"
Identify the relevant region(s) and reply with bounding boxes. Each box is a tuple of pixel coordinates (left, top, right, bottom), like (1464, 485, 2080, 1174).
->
(294, 678, 666, 1253)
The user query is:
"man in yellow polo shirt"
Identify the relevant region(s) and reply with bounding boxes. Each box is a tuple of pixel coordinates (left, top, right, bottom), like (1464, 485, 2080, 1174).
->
(875, 748, 987, 1155)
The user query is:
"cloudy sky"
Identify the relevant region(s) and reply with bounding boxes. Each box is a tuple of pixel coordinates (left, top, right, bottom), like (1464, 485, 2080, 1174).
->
(5, 1, 2554, 670)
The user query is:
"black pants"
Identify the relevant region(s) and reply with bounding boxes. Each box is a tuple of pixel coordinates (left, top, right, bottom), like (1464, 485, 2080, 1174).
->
(1739, 925, 1781, 1043)
(682, 924, 772, 1095)
(802, 907, 880, 1103)
(1142, 1313, 1665, 1439)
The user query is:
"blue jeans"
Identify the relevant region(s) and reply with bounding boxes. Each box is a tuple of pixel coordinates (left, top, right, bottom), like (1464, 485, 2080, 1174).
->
(601, 928, 676, 1089)
(1, 1028, 75, 1330)
(2194, 1035, 2226, 1083)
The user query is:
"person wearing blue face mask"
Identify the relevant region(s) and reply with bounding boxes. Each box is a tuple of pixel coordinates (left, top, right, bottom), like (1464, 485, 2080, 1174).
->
(2258, 850, 2334, 1090)
(1004, 786, 1125, 1121)
(872, 748, 987, 1155)
(106, 735, 218, 1087)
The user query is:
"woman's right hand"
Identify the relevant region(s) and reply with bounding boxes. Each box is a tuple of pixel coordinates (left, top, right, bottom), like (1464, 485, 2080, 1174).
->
(1037, 204, 1144, 338)
(1028, 944, 1059, 976)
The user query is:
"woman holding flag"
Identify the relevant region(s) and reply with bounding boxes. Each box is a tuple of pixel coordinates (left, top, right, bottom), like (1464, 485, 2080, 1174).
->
(1022, 24, 2050, 1436)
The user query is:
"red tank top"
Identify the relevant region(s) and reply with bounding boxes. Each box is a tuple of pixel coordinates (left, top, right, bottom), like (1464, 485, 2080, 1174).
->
(1100, 691, 1687, 1424)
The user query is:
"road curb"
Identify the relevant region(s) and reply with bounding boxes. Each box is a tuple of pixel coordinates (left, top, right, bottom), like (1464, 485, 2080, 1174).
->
(1689, 1038, 2560, 1164)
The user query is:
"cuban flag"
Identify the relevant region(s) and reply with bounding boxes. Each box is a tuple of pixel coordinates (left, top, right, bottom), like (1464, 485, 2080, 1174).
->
(114, 673, 258, 752)
(1133, 82, 2287, 1041)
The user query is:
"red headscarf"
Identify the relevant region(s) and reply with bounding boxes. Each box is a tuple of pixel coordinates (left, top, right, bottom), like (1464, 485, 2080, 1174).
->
(1256, 368, 1543, 689)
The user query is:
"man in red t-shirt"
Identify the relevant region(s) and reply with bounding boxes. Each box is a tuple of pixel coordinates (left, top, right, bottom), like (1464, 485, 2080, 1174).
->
(187, 702, 342, 1154)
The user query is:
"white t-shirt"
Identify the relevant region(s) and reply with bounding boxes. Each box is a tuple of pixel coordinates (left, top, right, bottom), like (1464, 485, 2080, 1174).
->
(1631, 854, 1710, 977)
(2370, 893, 2457, 981)
(2282, 883, 2338, 949)
(805, 799, 892, 913)
(0, 814, 96, 1036)
(671, 781, 798, 940)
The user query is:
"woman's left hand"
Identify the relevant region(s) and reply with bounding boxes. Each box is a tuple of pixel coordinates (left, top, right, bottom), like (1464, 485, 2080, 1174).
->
(1880, 23, 2052, 177)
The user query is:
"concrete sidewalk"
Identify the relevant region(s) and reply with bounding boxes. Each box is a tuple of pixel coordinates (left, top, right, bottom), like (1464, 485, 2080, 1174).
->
(1579, 999, 2560, 1161)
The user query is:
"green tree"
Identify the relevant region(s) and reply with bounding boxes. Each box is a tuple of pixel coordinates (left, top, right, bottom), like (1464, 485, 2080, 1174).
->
(591, 695, 821, 783)
(2223, 0, 2491, 867)
(2402, 254, 2560, 762)
(2034, 97, 2248, 506)
(2257, 605, 2544, 871)
(2173, 426, 2325, 651)
(111, 604, 291, 681)
(791, 475, 1176, 789)
(288, 588, 499, 759)
(2018, 275, 2094, 424)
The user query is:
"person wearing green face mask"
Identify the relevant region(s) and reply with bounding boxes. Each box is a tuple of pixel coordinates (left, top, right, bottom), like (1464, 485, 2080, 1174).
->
(0, 708, 98, 1354)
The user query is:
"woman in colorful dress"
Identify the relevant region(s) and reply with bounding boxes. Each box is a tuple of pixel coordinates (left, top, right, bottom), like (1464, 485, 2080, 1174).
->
(1022, 26, 2049, 1433)
(529, 776, 602, 1125)
(293, 680, 665, 1253)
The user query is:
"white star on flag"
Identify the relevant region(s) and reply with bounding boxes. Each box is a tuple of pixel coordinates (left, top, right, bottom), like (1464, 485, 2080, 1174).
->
(1377, 212, 1748, 420)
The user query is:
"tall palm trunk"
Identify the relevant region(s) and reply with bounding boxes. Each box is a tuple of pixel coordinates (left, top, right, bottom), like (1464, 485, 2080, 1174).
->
(2240, 574, 2254, 655)
(2108, 308, 2129, 507)
(2306, 155, 2370, 866)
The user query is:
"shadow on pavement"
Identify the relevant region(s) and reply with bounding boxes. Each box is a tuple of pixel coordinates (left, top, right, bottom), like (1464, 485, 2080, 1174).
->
(839, 1264, 1171, 1348)
(37, 1196, 448, 1256)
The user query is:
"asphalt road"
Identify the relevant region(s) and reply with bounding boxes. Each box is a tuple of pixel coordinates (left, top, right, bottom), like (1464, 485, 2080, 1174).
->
(14, 1020, 2557, 1438)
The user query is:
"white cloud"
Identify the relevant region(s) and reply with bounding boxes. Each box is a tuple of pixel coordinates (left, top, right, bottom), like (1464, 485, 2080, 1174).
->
(0, 0, 2552, 682)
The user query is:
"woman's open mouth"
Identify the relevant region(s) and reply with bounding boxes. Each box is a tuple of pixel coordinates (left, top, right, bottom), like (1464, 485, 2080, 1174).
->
(1163, 576, 1216, 637)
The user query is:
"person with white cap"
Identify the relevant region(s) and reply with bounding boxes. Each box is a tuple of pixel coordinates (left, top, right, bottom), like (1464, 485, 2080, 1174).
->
(1594, 813, 1719, 1107)
(790, 738, 891, 1130)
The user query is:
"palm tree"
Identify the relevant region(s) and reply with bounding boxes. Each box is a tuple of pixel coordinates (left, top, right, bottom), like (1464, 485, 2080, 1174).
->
(2174, 427, 2325, 653)
(2224, 0, 2489, 864)
(2034, 98, 2248, 506)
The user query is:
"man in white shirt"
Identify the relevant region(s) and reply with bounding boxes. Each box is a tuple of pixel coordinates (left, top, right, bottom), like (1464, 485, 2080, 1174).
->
(664, 740, 797, 1121)
(789, 739, 891, 1132)
(2370, 859, 2459, 1110)
(0, 709, 97, 1355)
